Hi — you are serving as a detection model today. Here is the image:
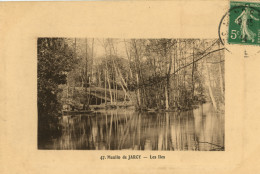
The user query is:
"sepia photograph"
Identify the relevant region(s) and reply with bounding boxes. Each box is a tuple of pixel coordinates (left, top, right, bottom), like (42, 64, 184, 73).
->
(38, 38, 225, 151)
(3, 1, 260, 174)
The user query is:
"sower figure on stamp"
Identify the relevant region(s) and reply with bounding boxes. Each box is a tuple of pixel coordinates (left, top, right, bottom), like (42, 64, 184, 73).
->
(235, 7, 259, 42)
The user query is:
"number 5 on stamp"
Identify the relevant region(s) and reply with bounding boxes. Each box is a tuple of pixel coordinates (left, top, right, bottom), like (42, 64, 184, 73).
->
(228, 1, 260, 46)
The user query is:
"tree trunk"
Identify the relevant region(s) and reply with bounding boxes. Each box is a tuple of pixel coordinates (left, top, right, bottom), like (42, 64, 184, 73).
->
(132, 39, 142, 108)
(204, 58, 217, 110)
(136, 73, 141, 107)
(114, 64, 133, 102)
(165, 85, 169, 110)
(106, 69, 113, 104)
(191, 41, 195, 99)
(173, 43, 176, 108)
(218, 42, 224, 101)
(105, 70, 107, 105)
(124, 39, 134, 79)
(116, 81, 118, 105)
(218, 61, 224, 99)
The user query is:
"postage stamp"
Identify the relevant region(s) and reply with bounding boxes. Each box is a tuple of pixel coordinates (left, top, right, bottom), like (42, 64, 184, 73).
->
(228, 1, 260, 46)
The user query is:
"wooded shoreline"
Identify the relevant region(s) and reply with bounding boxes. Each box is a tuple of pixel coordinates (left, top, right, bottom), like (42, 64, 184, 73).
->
(38, 38, 225, 122)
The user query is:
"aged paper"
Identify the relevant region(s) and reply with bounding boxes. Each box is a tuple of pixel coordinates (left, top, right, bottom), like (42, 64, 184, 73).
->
(0, 1, 260, 174)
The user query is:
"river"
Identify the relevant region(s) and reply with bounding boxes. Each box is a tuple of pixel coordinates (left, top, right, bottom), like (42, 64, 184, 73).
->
(38, 103, 224, 151)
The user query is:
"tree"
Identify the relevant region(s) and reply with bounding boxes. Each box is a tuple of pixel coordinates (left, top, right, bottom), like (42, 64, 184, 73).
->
(37, 38, 75, 135)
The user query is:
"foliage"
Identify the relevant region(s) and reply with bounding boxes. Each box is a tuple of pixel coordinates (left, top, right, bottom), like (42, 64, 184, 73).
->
(37, 38, 75, 117)
(42, 38, 225, 112)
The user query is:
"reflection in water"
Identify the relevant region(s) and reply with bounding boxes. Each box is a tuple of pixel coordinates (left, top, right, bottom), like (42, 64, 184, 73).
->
(39, 103, 224, 151)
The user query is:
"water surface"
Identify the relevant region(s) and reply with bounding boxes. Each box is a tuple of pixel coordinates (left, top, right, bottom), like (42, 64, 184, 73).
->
(39, 103, 224, 151)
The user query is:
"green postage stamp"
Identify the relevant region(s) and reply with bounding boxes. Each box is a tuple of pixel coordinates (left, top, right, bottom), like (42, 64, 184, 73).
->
(228, 1, 260, 46)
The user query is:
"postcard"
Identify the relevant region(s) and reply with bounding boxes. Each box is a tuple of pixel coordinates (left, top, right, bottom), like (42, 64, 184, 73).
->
(0, 1, 260, 174)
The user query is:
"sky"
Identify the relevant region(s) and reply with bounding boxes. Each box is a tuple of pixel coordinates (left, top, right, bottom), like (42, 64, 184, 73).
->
(67, 38, 129, 61)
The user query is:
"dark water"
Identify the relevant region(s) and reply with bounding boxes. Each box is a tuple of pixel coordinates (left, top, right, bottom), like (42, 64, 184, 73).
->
(38, 103, 224, 151)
